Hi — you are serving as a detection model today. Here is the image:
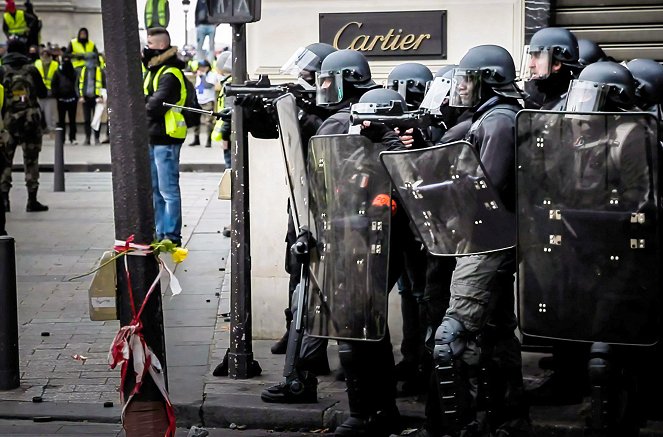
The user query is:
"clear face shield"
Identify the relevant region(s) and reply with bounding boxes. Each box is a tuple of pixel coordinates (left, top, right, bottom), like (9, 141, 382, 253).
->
(280, 47, 321, 77)
(316, 71, 344, 106)
(420, 77, 453, 115)
(520, 46, 553, 81)
(449, 69, 482, 108)
(564, 79, 610, 113)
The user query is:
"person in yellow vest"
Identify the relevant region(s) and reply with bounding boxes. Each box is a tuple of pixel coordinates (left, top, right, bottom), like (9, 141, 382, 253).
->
(65, 27, 97, 71)
(144, 0, 170, 29)
(143, 27, 187, 246)
(34, 47, 57, 132)
(76, 54, 105, 145)
(211, 50, 232, 167)
(2, 0, 34, 42)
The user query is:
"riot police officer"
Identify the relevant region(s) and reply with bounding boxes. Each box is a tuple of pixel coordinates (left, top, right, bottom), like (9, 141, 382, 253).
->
(403, 44, 531, 437)
(627, 58, 663, 122)
(522, 27, 580, 110)
(261, 42, 338, 404)
(310, 49, 406, 437)
(577, 38, 610, 67)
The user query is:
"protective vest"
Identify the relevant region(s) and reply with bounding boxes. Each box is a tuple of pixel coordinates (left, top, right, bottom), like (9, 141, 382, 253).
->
(34, 59, 58, 90)
(211, 76, 231, 142)
(0, 84, 5, 130)
(78, 66, 103, 98)
(70, 39, 96, 69)
(144, 0, 170, 29)
(144, 66, 187, 139)
(189, 59, 199, 72)
(4, 11, 28, 36)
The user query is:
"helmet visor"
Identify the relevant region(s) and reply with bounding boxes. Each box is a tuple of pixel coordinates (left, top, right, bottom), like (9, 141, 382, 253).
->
(449, 69, 482, 108)
(564, 79, 609, 112)
(420, 77, 452, 114)
(280, 47, 321, 76)
(316, 71, 344, 106)
(520, 46, 552, 81)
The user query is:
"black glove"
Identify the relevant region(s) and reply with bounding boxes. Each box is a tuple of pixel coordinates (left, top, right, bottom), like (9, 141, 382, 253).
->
(234, 95, 263, 110)
(217, 107, 232, 122)
(360, 121, 392, 143)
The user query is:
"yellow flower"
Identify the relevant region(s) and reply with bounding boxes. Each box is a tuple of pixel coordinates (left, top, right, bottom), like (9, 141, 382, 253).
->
(171, 247, 189, 264)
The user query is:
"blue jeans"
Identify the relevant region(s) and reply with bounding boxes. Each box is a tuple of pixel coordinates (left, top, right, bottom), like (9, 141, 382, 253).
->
(149, 144, 182, 243)
(196, 24, 216, 61)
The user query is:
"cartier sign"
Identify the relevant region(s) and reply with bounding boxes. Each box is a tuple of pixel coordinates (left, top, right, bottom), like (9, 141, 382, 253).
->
(319, 11, 447, 59)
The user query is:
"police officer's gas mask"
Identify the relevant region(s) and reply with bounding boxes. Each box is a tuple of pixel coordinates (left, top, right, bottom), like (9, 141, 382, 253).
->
(449, 69, 483, 108)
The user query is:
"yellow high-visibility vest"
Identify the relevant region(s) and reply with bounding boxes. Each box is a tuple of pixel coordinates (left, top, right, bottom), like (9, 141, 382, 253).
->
(145, 0, 170, 29)
(34, 59, 59, 90)
(4, 11, 28, 36)
(78, 66, 103, 97)
(211, 77, 231, 142)
(143, 66, 187, 139)
(70, 39, 96, 69)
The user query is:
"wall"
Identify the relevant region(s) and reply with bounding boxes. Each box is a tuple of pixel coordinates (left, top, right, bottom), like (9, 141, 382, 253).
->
(246, 0, 525, 339)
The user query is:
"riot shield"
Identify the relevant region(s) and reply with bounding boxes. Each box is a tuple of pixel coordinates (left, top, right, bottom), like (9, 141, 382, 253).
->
(274, 93, 309, 232)
(517, 110, 660, 346)
(306, 134, 392, 341)
(380, 141, 516, 256)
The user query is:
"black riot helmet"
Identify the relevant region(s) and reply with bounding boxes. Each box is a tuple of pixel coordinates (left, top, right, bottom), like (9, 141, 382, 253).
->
(435, 64, 457, 78)
(522, 27, 579, 81)
(577, 39, 608, 67)
(386, 62, 433, 109)
(281, 42, 337, 85)
(626, 59, 663, 107)
(357, 88, 408, 112)
(316, 49, 375, 106)
(450, 45, 520, 108)
(565, 61, 637, 112)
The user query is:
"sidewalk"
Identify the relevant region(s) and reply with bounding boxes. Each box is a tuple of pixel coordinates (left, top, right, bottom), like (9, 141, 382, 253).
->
(14, 131, 225, 172)
(1, 171, 663, 436)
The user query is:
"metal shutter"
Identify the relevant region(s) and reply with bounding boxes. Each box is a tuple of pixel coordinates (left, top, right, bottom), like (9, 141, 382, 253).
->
(554, 0, 663, 62)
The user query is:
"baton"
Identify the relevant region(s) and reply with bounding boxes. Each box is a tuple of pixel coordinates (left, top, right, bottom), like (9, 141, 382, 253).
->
(162, 102, 228, 119)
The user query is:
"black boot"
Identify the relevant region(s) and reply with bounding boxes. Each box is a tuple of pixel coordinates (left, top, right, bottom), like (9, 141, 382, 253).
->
(271, 308, 292, 354)
(187, 136, 201, 147)
(261, 371, 318, 404)
(26, 191, 48, 212)
(205, 137, 212, 148)
(1, 192, 9, 213)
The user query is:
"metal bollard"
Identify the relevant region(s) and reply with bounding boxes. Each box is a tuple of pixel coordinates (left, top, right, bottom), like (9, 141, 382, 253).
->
(0, 236, 19, 390)
(54, 127, 65, 192)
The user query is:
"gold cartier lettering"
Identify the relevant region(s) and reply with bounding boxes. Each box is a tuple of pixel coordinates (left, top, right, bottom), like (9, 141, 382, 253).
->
(412, 34, 431, 50)
(399, 34, 416, 50)
(332, 21, 432, 52)
(333, 21, 362, 49)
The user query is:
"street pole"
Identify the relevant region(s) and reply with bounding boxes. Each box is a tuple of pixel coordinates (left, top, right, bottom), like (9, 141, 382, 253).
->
(0, 236, 19, 391)
(228, 22, 254, 379)
(100, 1, 169, 435)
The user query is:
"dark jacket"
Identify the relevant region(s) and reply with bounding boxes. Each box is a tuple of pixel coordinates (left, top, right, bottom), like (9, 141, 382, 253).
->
(144, 51, 187, 145)
(466, 96, 522, 211)
(195, 0, 210, 26)
(0, 52, 47, 99)
(51, 66, 78, 101)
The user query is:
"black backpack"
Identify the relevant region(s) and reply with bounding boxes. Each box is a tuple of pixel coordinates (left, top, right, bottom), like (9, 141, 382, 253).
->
(2, 63, 41, 131)
(182, 77, 201, 128)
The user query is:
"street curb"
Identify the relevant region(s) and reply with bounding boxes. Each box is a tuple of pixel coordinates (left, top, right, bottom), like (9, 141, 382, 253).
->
(174, 400, 203, 428)
(13, 163, 226, 173)
(201, 393, 339, 430)
(0, 400, 121, 424)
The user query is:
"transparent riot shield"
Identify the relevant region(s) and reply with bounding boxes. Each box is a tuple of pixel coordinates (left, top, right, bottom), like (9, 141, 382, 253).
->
(517, 110, 660, 346)
(306, 135, 392, 341)
(380, 141, 516, 255)
(274, 93, 309, 232)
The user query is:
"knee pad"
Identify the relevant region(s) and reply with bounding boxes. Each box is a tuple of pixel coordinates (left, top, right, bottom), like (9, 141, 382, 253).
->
(433, 317, 467, 366)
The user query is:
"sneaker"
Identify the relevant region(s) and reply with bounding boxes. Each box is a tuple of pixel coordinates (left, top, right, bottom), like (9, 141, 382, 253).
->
(70, 140, 78, 145)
